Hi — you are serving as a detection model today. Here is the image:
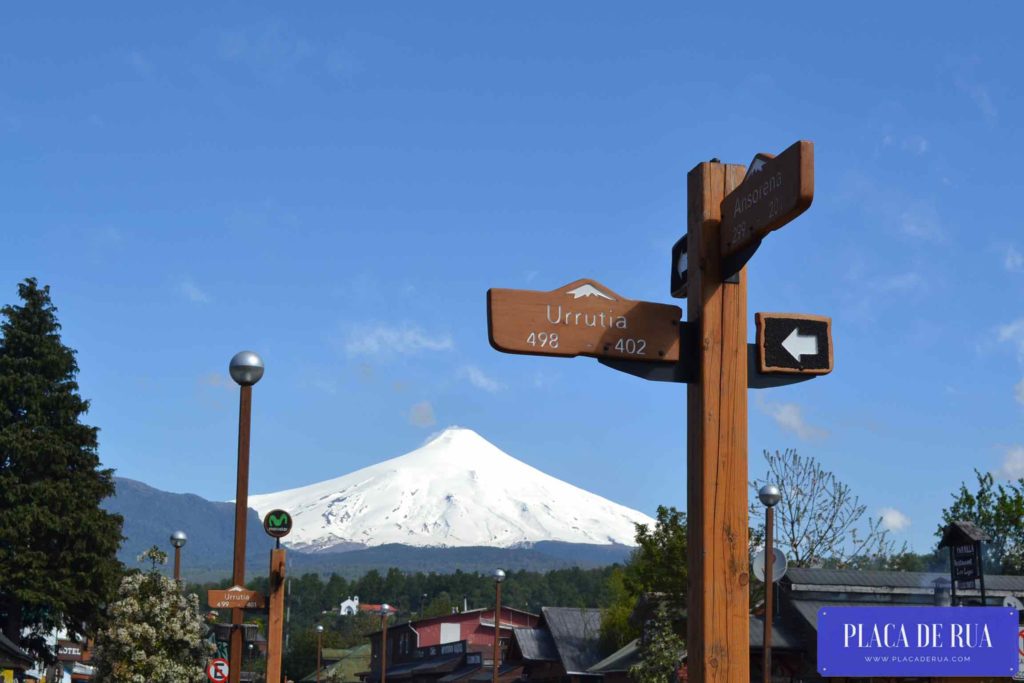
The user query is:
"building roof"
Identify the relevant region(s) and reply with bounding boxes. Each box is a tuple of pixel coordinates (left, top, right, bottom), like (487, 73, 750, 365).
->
(541, 606, 604, 676)
(784, 567, 1024, 593)
(0, 631, 32, 668)
(300, 643, 371, 682)
(748, 615, 804, 651)
(586, 639, 639, 674)
(513, 627, 559, 662)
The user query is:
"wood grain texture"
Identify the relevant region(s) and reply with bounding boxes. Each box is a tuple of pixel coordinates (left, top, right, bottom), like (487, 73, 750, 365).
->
(686, 161, 750, 683)
(266, 549, 286, 683)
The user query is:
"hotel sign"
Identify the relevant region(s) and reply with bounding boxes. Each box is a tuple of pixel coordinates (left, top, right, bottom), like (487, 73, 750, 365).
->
(818, 606, 1019, 678)
(57, 640, 84, 662)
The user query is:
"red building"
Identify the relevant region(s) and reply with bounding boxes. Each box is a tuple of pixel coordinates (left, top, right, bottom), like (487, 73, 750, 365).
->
(363, 607, 539, 683)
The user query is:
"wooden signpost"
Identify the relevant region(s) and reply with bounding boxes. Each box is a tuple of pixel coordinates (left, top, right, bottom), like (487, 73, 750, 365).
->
(487, 139, 828, 683)
(488, 279, 681, 362)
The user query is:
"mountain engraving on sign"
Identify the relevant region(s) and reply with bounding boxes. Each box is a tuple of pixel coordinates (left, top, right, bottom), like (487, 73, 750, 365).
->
(487, 279, 681, 362)
(720, 140, 814, 257)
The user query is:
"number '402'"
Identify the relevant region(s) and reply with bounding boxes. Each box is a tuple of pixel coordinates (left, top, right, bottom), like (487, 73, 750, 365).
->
(615, 338, 646, 355)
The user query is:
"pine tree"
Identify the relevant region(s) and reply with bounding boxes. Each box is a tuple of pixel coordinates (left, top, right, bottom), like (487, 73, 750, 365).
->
(629, 604, 685, 683)
(0, 278, 124, 661)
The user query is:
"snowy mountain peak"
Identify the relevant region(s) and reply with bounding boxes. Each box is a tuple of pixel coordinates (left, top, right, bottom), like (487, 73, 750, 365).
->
(248, 427, 655, 553)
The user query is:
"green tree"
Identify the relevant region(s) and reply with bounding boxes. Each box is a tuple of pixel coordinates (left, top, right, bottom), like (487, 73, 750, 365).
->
(0, 278, 124, 661)
(939, 469, 1024, 574)
(92, 546, 213, 683)
(629, 604, 684, 683)
(599, 506, 687, 651)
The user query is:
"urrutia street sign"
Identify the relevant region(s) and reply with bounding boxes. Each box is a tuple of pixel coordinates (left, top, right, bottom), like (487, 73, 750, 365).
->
(755, 313, 833, 375)
(208, 586, 266, 610)
(720, 140, 814, 258)
(487, 279, 681, 362)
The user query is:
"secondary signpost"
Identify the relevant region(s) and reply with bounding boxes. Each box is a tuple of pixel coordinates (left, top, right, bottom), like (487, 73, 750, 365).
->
(208, 586, 266, 611)
(487, 140, 829, 682)
(264, 510, 291, 683)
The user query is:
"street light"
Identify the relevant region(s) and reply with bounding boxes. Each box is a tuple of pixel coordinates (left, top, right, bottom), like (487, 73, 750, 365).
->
(316, 624, 324, 683)
(492, 569, 505, 683)
(170, 530, 187, 583)
(758, 484, 782, 683)
(380, 604, 391, 683)
(228, 350, 264, 683)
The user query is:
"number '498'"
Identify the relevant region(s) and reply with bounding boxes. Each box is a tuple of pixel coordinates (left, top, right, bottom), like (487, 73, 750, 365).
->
(526, 332, 558, 348)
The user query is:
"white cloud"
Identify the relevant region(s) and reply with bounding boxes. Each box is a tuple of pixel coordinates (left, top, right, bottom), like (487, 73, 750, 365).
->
(345, 324, 453, 356)
(180, 279, 210, 303)
(757, 397, 828, 441)
(871, 272, 926, 295)
(409, 401, 436, 428)
(997, 446, 1024, 480)
(1004, 246, 1024, 273)
(199, 372, 234, 390)
(899, 206, 944, 242)
(459, 365, 504, 393)
(954, 62, 997, 123)
(879, 507, 911, 532)
(901, 136, 929, 155)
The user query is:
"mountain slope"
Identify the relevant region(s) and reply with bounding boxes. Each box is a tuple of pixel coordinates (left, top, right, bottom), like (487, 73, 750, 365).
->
(104, 477, 276, 572)
(248, 427, 655, 552)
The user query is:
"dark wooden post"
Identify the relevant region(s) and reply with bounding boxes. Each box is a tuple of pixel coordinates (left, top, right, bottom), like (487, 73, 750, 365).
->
(266, 549, 287, 683)
(686, 160, 750, 682)
(230, 384, 253, 683)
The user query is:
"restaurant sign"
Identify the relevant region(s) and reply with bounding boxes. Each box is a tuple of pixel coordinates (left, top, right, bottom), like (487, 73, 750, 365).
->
(953, 542, 981, 581)
(818, 606, 1019, 678)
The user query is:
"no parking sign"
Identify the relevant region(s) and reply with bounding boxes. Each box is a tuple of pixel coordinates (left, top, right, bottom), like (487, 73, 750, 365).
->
(206, 658, 229, 682)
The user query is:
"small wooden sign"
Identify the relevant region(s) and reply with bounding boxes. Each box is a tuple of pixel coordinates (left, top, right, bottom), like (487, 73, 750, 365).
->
(208, 586, 266, 610)
(488, 279, 681, 362)
(755, 313, 833, 375)
(56, 640, 84, 662)
(720, 140, 814, 257)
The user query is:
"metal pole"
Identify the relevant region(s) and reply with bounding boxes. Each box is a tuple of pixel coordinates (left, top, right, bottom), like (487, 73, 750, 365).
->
(763, 506, 774, 683)
(316, 628, 322, 683)
(381, 613, 389, 683)
(173, 546, 182, 583)
(492, 581, 502, 683)
(230, 384, 253, 683)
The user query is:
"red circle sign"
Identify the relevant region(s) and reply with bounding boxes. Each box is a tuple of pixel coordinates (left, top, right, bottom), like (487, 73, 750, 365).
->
(207, 658, 230, 682)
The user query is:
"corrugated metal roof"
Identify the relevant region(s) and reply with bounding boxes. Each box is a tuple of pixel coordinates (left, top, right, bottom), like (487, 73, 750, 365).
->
(541, 606, 604, 675)
(513, 628, 559, 662)
(0, 631, 32, 666)
(785, 567, 1024, 592)
(748, 616, 803, 650)
(587, 639, 639, 673)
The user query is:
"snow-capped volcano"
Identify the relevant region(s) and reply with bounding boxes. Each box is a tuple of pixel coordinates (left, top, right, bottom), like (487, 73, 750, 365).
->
(248, 427, 655, 553)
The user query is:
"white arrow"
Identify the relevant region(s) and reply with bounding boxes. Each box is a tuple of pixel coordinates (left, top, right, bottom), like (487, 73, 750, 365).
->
(781, 327, 818, 361)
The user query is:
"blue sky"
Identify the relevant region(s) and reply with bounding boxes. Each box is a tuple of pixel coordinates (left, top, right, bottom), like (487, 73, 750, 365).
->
(2, 3, 1022, 554)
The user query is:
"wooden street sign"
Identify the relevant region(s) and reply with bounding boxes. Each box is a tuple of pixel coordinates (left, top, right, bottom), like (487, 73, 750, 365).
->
(488, 279, 682, 362)
(755, 313, 833, 375)
(208, 586, 266, 610)
(720, 140, 814, 258)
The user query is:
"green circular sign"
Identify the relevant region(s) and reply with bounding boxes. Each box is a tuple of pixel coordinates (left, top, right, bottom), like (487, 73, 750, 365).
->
(263, 509, 293, 539)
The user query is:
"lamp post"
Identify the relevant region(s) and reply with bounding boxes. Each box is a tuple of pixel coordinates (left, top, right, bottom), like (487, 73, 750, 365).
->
(170, 530, 187, 583)
(228, 350, 264, 683)
(380, 604, 391, 683)
(316, 624, 324, 683)
(492, 569, 505, 683)
(758, 484, 782, 683)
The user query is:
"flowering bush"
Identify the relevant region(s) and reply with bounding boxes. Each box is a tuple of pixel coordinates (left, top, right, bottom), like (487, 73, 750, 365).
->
(92, 546, 214, 682)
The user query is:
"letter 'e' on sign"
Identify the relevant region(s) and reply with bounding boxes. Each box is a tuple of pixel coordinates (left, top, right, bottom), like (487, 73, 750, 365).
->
(756, 313, 833, 375)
